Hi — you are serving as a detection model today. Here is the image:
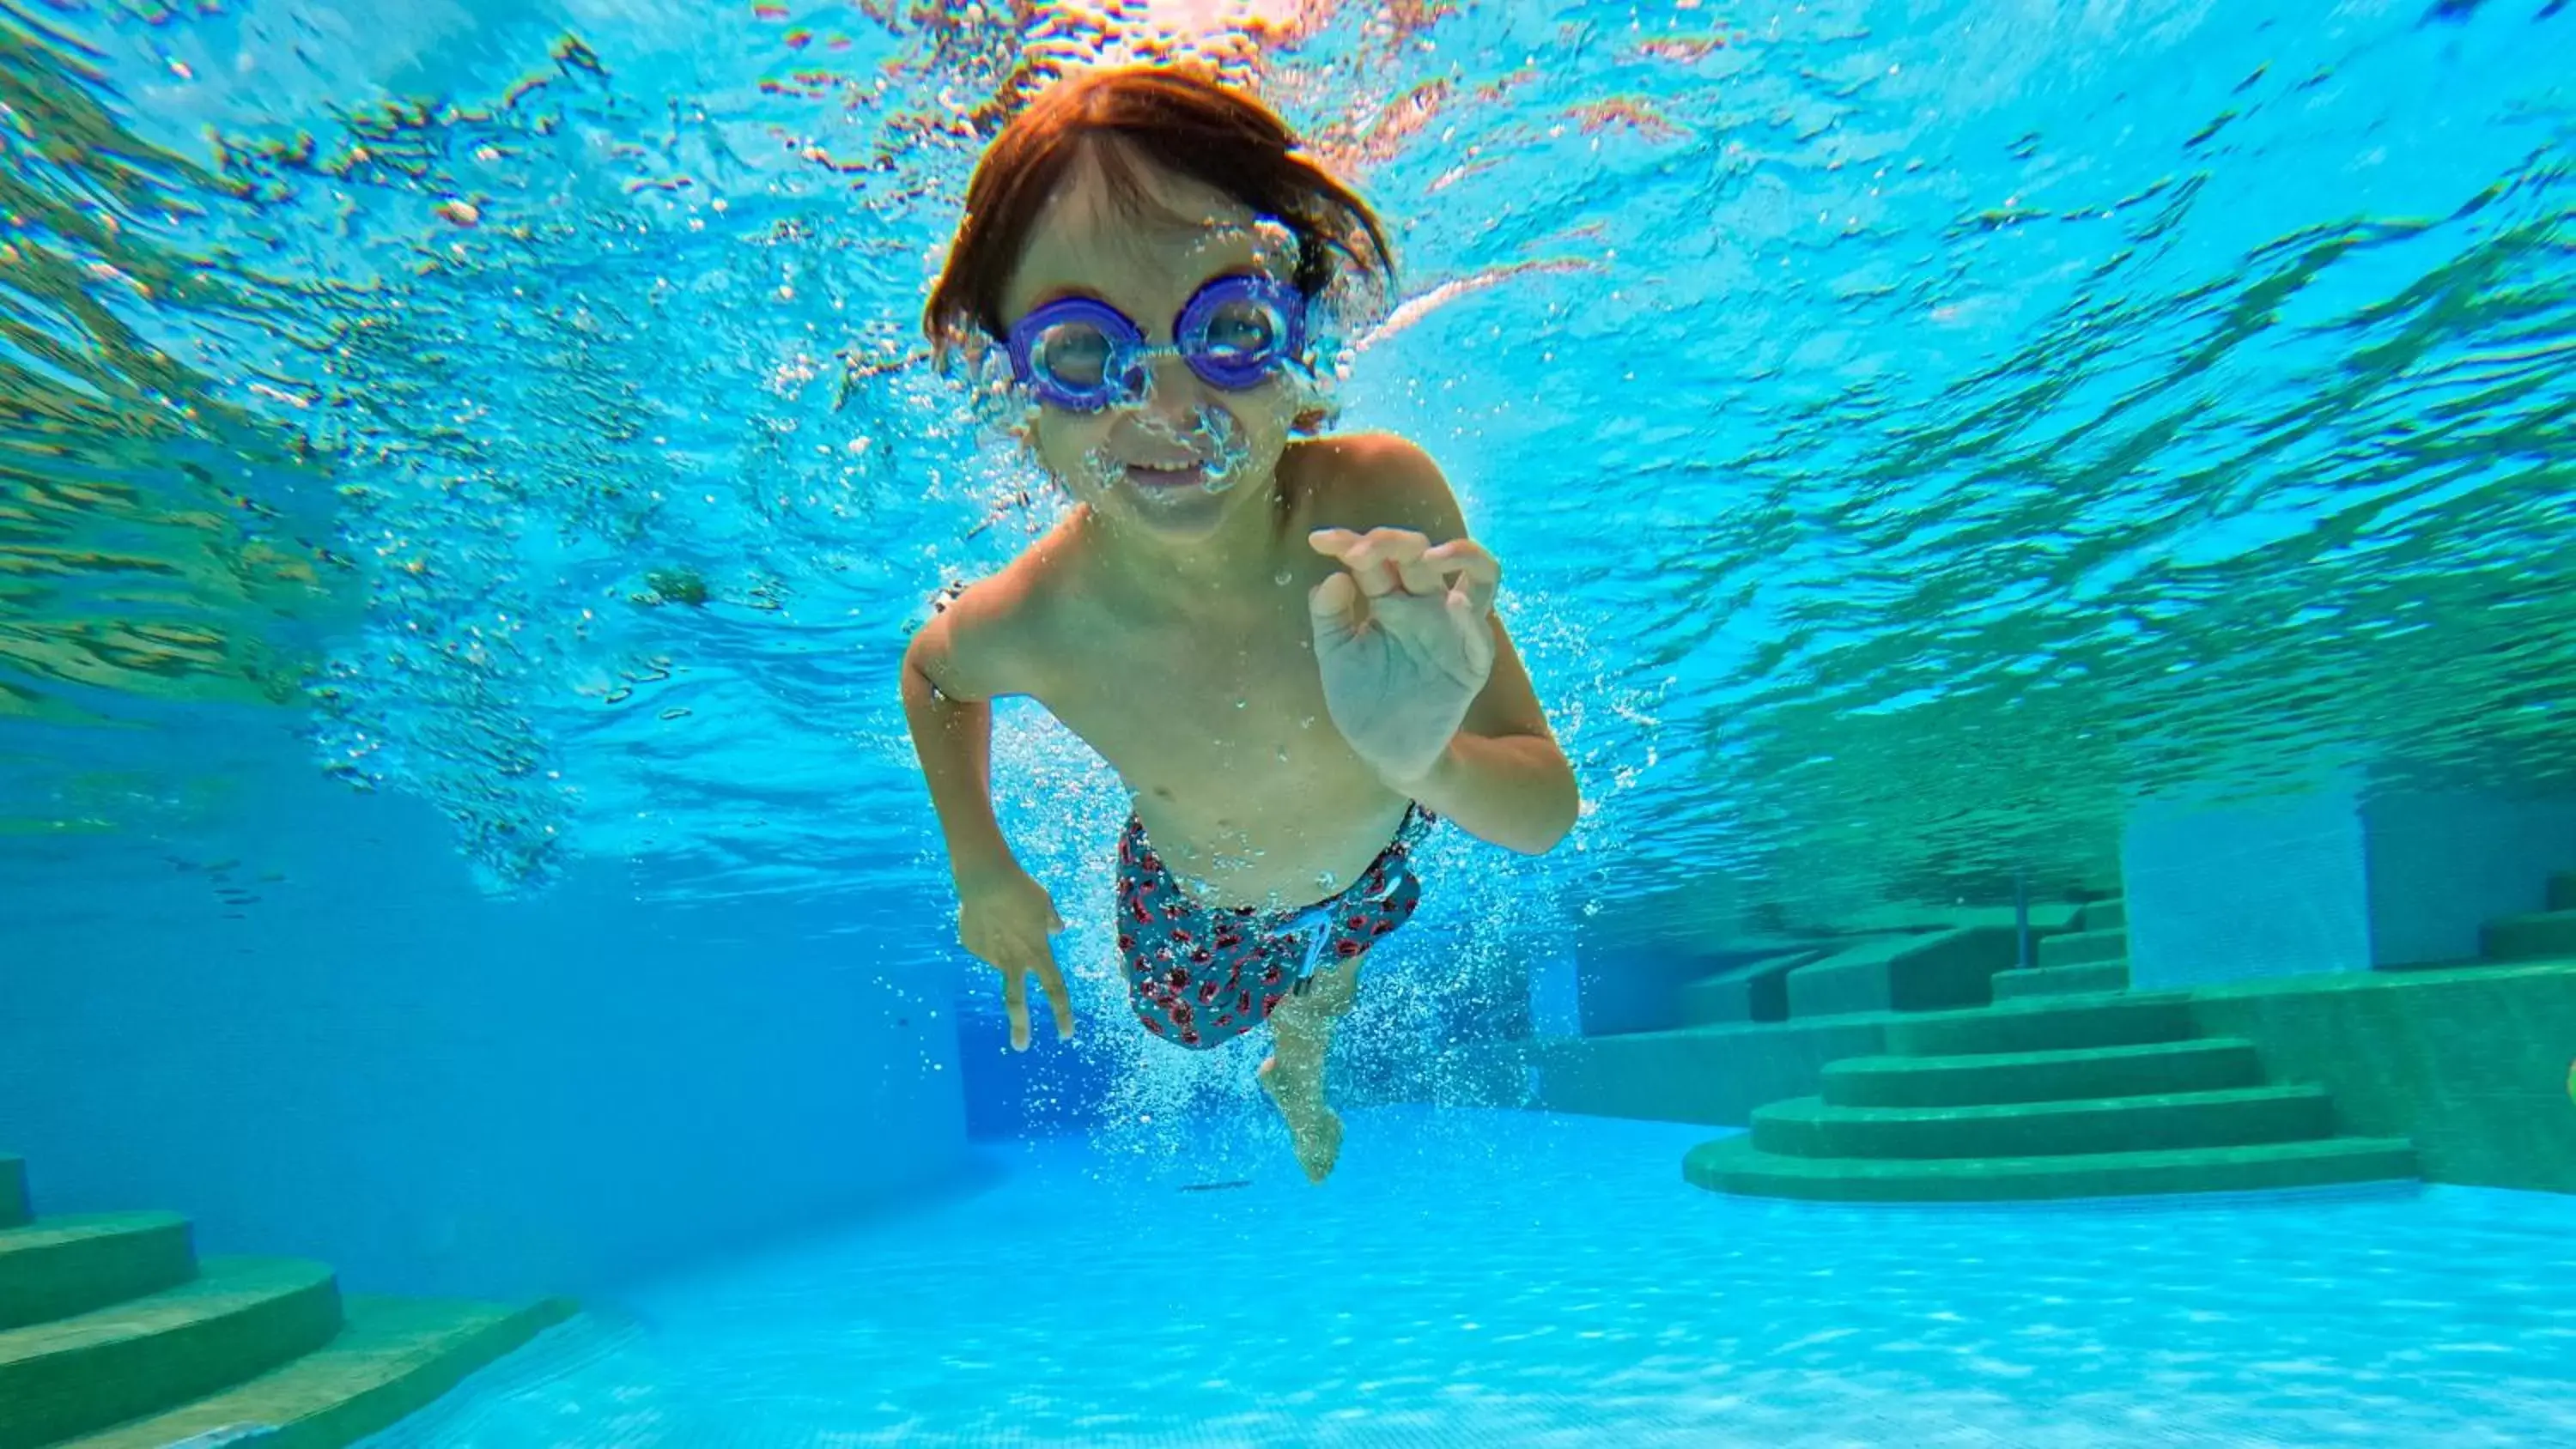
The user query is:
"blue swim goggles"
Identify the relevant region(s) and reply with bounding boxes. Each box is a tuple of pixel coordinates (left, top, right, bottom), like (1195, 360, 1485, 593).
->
(1004, 272, 1308, 414)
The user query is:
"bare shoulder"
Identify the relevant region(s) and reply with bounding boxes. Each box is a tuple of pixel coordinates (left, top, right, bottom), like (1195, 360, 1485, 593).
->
(1288, 431, 1472, 543)
(904, 527, 1078, 703)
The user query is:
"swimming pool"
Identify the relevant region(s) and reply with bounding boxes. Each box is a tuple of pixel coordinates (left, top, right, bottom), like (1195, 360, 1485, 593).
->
(3, 0, 2573, 1445)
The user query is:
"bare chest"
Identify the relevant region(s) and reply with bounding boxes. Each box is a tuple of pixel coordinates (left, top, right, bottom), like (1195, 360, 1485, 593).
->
(1032, 598, 1400, 905)
(1045, 603, 1342, 800)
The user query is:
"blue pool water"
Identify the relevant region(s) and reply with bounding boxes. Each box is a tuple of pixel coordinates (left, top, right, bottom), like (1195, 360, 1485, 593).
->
(7, 0, 2569, 919)
(368, 1109, 2576, 1447)
(4, 0, 2575, 1445)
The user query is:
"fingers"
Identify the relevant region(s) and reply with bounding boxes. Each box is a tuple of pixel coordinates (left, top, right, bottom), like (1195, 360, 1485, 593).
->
(986, 933, 1072, 1052)
(1307, 569, 1362, 640)
(1395, 552, 1446, 597)
(1309, 529, 1504, 668)
(1312, 526, 1454, 597)
(1314, 529, 1500, 607)
(1315, 528, 1424, 598)
(999, 963, 1030, 1052)
(1425, 537, 1502, 617)
(1031, 955, 1077, 1043)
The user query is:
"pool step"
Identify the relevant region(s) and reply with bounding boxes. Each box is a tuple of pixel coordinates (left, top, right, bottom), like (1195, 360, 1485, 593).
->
(1885, 994, 2196, 1058)
(1675, 888, 2576, 1204)
(1751, 1084, 2336, 1160)
(2036, 928, 2127, 970)
(0, 1154, 569, 1449)
(1684, 1134, 2421, 1203)
(58, 1295, 577, 1449)
(1785, 929, 2022, 1019)
(0, 1256, 343, 1449)
(2074, 898, 2126, 932)
(0, 1212, 196, 1332)
(1820, 1038, 2268, 1110)
(1692, 985, 2420, 1203)
(2482, 908, 2576, 963)
(1679, 949, 1817, 1026)
(1991, 960, 2129, 1001)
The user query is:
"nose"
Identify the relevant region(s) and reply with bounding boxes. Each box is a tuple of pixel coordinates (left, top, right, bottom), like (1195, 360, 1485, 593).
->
(1120, 350, 1205, 428)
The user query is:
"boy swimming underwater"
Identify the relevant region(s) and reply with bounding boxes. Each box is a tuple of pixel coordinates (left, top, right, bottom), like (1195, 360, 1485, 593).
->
(901, 65, 1577, 1182)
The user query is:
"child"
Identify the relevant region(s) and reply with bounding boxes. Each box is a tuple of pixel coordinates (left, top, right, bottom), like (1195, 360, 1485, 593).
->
(901, 64, 1578, 1183)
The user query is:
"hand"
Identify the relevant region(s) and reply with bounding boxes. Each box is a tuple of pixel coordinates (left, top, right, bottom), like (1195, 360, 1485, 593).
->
(1306, 526, 1501, 787)
(954, 862, 1073, 1051)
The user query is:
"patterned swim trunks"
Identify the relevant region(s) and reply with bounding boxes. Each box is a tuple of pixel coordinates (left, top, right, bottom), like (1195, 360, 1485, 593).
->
(1115, 806, 1433, 1050)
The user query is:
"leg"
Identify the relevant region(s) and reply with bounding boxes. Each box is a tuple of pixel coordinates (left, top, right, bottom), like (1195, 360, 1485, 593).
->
(1258, 953, 1362, 1184)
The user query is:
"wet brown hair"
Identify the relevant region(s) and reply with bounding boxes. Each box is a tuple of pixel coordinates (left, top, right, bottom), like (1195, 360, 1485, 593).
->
(921, 64, 1396, 359)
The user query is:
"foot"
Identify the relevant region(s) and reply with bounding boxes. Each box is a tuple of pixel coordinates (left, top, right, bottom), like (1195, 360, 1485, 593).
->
(1258, 1053, 1344, 1184)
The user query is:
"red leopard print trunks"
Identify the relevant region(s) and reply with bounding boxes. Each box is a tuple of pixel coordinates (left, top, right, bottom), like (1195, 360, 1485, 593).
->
(1115, 805, 1432, 1050)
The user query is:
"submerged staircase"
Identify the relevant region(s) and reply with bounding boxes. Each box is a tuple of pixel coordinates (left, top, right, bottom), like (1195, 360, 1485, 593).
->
(1674, 901, 2093, 1028)
(1684, 897, 2422, 1203)
(2477, 870, 2576, 964)
(1990, 897, 2132, 1002)
(0, 1155, 569, 1449)
(2371, 870, 2576, 973)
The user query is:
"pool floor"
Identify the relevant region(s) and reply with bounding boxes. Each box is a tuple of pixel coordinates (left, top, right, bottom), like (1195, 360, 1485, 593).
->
(365, 1106, 2576, 1447)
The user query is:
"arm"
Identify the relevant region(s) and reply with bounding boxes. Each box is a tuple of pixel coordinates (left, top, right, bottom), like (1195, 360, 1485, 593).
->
(899, 590, 1075, 1049)
(1387, 622, 1577, 856)
(899, 608, 1017, 884)
(1314, 435, 1581, 857)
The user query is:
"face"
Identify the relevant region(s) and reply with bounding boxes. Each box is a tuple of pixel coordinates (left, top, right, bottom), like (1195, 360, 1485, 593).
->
(996, 144, 1303, 543)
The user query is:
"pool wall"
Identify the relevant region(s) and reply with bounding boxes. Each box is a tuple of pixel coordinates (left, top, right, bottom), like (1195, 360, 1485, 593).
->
(0, 721, 971, 1300)
(2123, 786, 2576, 988)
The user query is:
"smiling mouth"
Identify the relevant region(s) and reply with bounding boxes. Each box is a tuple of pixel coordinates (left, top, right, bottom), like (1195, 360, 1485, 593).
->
(1124, 461, 1211, 489)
